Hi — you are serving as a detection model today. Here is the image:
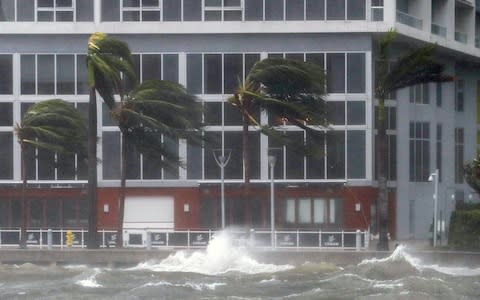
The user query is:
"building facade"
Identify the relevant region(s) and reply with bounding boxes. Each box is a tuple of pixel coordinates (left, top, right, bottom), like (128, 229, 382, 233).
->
(0, 0, 479, 241)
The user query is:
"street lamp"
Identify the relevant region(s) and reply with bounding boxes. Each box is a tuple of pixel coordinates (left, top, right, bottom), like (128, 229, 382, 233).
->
(268, 155, 276, 248)
(428, 169, 439, 247)
(213, 149, 231, 229)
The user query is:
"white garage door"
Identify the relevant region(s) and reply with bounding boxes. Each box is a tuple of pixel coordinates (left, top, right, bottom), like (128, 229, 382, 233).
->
(123, 196, 174, 229)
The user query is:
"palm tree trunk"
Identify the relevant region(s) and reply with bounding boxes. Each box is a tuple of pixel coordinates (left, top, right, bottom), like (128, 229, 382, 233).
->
(20, 144, 27, 248)
(242, 115, 252, 227)
(87, 88, 98, 249)
(117, 131, 127, 247)
(377, 98, 389, 251)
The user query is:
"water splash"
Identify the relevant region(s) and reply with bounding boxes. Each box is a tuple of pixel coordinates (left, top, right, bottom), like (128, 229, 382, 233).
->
(131, 230, 293, 275)
(76, 268, 103, 288)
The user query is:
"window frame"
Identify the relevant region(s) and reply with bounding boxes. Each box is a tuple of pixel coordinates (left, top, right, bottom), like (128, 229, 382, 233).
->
(36, 0, 76, 22)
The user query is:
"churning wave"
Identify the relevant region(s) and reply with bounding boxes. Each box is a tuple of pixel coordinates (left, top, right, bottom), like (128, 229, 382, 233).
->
(130, 231, 293, 275)
(75, 268, 103, 288)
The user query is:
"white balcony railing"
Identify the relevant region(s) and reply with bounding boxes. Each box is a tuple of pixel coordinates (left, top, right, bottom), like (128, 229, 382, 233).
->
(431, 23, 447, 37)
(396, 10, 423, 29)
(455, 31, 468, 43)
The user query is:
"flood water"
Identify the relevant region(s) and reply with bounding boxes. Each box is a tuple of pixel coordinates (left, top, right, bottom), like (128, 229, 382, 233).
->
(1, 233, 480, 299)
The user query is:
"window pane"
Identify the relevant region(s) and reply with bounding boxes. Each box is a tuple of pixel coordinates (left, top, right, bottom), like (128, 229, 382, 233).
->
(0, 200, 8, 227)
(327, 130, 345, 179)
(46, 199, 61, 228)
(286, 131, 304, 179)
(30, 200, 43, 228)
(102, 0, 120, 21)
(204, 54, 222, 94)
(265, 0, 284, 20)
(329, 199, 336, 223)
(76, 0, 94, 21)
(126, 144, 141, 179)
(17, 0, 35, 21)
(76, 55, 89, 94)
(63, 200, 76, 227)
(245, 54, 260, 78)
(163, 136, 179, 179)
(142, 10, 160, 21)
(326, 101, 345, 125)
(313, 198, 325, 223)
(306, 53, 324, 69)
(347, 53, 365, 93)
(143, 0, 159, 6)
(0, 0, 15, 21)
(0, 55, 12, 94)
(204, 131, 221, 179)
(56, 11, 74, 21)
(102, 103, 116, 126)
(124, 0, 140, 7)
(347, 131, 365, 178)
(286, 199, 296, 223)
(142, 54, 162, 81)
(205, 10, 221, 21)
(163, 0, 181, 21)
(57, 55, 75, 94)
(57, 153, 76, 180)
(286, 0, 304, 20)
(327, 53, 345, 93)
(0, 103, 12, 126)
(38, 148, 55, 180)
(21, 55, 36, 94)
(38, 11, 54, 22)
(224, 10, 242, 21)
(0, 132, 13, 179)
(306, 0, 324, 20)
(163, 54, 178, 82)
(102, 131, 121, 179)
(248, 132, 261, 179)
(347, 101, 365, 125)
(143, 150, 163, 179)
(347, 0, 365, 20)
(187, 54, 202, 94)
(204, 102, 222, 125)
(285, 53, 304, 61)
(326, 0, 345, 20)
(306, 133, 325, 179)
(123, 11, 140, 21)
(224, 54, 242, 94)
(183, 0, 202, 21)
(298, 198, 311, 223)
(245, 0, 263, 20)
(187, 141, 203, 179)
(224, 102, 242, 126)
(224, 132, 243, 179)
(37, 55, 55, 94)
(38, 0, 53, 7)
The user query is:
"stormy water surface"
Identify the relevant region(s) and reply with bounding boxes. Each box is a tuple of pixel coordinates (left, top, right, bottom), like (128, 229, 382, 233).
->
(1, 232, 480, 299)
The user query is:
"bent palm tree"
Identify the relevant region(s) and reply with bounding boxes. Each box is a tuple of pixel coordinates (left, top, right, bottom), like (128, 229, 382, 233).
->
(86, 32, 136, 248)
(228, 58, 327, 225)
(114, 80, 202, 247)
(375, 31, 452, 250)
(15, 99, 87, 248)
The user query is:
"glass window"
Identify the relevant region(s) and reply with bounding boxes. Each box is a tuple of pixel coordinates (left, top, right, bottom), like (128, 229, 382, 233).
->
(326, 0, 344, 20)
(204, 131, 221, 179)
(286, 131, 304, 179)
(265, 0, 284, 20)
(163, 0, 181, 21)
(0, 0, 15, 21)
(187, 54, 202, 94)
(17, 0, 35, 21)
(347, 53, 365, 93)
(306, 0, 324, 20)
(57, 153, 76, 180)
(126, 143, 141, 179)
(327, 130, 345, 179)
(37, 55, 55, 94)
(347, 131, 365, 178)
(163, 54, 178, 83)
(436, 82, 442, 107)
(63, 199, 76, 227)
(102, 103, 116, 126)
(455, 128, 464, 183)
(224, 103, 243, 126)
(409, 84, 429, 104)
(38, 148, 55, 180)
(187, 141, 203, 179)
(248, 132, 260, 180)
(163, 136, 179, 179)
(0, 132, 13, 179)
(347, 0, 365, 20)
(102, 131, 121, 179)
(142, 54, 162, 81)
(306, 132, 325, 179)
(29, 200, 43, 228)
(143, 148, 162, 179)
(204, 102, 222, 125)
(286, 0, 304, 20)
(224, 131, 243, 179)
(327, 101, 345, 125)
(0, 55, 12, 94)
(46, 199, 61, 228)
(347, 101, 365, 125)
(21, 55, 36, 94)
(102, 0, 120, 21)
(0, 200, 9, 227)
(224, 54, 242, 94)
(409, 122, 430, 182)
(306, 53, 324, 69)
(313, 198, 325, 223)
(329, 198, 336, 223)
(204, 54, 222, 94)
(286, 199, 296, 223)
(455, 80, 464, 112)
(245, 0, 263, 20)
(245, 54, 260, 78)
(327, 53, 345, 93)
(183, 0, 202, 21)
(0, 103, 12, 126)
(57, 55, 75, 94)
(76, 55, 89, 94)
(298, 198, 311, 223)
(76, 0, 94, 21)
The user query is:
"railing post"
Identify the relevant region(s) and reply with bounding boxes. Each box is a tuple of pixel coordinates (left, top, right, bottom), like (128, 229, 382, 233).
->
(249, 228, 255, 248)
(356, 230, 361, 251)
(81, 229, 85, 248)
(102, 229, 105, 248)
(166, 231, 169, 247)
(319, 230, 322, 249)
(187, 229, 190, 248)
(146, 230, 152, 250)
(39, 228, 43, 248)
(365, 229, 370, 249)
(341, 230, 344, 249)
(47, 229, 53, 250)
(296, 230, 299, 250)
(60, 229, 64, 249)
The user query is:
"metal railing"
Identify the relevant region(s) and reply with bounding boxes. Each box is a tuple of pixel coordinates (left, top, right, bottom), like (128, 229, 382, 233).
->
(431, 23, 447, 37)
(0, 228, 370, 250)
(396, 10, 423, 29)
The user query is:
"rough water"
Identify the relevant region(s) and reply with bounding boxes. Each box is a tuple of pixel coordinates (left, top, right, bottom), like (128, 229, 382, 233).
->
(1, 233, 480, 299)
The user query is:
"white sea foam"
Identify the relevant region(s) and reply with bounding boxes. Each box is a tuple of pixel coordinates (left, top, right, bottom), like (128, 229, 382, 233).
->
(76, 268, 103, 288)
(142, 280, 226, 291)
(131, 231, 293, 275)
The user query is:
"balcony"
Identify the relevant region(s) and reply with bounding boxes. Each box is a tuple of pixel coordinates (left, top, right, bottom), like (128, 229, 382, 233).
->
(396, 10, 423, 29)
(431, 23, 447, 37)
(455, 31, 468, 43)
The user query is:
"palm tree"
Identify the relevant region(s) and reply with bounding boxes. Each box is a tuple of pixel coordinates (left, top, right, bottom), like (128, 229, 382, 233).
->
(15, 99, 87, 248)
(228, 58, 327, 225)
(464, 157, 480, 195)
(113, 79, 202, 247)
(375, 30, 452, 250)
(86, 32, 136, 248)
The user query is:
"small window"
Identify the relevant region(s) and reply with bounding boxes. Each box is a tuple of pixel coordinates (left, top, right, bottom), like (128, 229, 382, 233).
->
(122, 0, 161, 21)
(205, 0, 242, 21)
(37, 0, 74, 22)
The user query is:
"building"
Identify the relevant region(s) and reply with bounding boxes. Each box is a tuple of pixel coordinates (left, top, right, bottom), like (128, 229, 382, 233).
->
(0, 0, 479, 243)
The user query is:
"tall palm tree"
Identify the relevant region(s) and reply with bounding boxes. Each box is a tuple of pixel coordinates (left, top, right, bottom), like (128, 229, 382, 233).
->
(15, 99, 87, 248)
(228, 58, 327, 225)
(86, 32, 136, 248)
(113, 79, 202, 247)
(375, 30, 452, 250)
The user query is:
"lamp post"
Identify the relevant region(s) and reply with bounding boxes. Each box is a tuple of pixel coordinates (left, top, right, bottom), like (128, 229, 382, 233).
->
(428, 169, 439, 247)
(268, 155, 276, 248)
(213, 149, 231, 229)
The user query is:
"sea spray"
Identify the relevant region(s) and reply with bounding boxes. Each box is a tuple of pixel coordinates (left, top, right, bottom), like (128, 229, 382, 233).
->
(131, 230, 293, 275)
